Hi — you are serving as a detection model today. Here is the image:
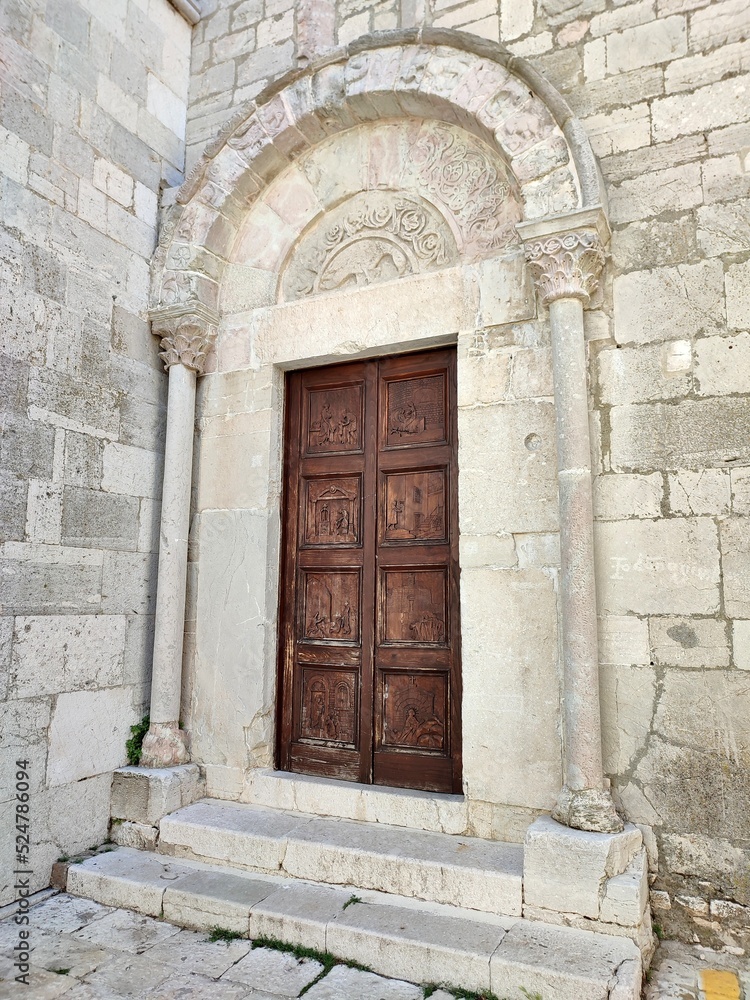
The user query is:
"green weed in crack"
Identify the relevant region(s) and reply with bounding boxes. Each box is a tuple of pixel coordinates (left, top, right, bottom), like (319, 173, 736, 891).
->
(250, 936, 371, 996)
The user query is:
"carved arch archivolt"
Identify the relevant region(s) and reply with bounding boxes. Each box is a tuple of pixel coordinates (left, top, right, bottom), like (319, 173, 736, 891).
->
(150, 30, 604, 338)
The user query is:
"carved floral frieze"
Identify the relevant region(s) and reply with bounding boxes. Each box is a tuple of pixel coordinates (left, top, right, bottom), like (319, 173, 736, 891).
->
(410, 122, 521, 254)
(281, 190, 458, 301)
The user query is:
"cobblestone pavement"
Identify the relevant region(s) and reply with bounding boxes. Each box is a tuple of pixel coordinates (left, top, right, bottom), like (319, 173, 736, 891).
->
(0, 893, 458, 1000)
(646, 940, 750, 1000)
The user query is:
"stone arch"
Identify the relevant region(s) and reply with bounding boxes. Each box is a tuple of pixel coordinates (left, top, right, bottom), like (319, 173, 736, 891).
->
(150, 29, 604, 321)
(145, 26, 622, 838)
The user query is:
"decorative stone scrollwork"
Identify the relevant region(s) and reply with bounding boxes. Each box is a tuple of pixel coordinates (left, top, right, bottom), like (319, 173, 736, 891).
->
(411, 122, 521, 253)
(524, 229, 607, 306)
(152, 312, 217, 375)
(281, 190, 458, 301)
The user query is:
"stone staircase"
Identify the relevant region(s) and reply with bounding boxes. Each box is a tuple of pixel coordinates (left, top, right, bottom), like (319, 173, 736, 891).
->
(66, 789, 644, 999)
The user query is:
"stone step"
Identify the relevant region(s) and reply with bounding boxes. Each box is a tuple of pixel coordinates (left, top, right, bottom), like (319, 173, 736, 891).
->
(157, 798, 524, 917)
(67, 847, 642, 1000)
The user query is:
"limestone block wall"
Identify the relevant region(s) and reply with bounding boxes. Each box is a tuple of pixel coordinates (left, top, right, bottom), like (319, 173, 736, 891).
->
(187, 0, 750, 946)
(0, 0, 191, 903)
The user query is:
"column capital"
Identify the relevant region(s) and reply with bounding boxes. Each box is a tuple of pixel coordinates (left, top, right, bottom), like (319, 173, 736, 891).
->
(150, 305, 219, 375)
(518, 207, 610, 307)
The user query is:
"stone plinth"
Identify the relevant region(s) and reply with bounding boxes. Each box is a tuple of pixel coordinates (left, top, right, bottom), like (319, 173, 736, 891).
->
(110, 764, 204, 841)
(524, 816, 654, 957)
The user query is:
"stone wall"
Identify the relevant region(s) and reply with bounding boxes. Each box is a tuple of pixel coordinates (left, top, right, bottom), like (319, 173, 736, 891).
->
(0, 0, 191, 903)
(187, 0, 750, 946)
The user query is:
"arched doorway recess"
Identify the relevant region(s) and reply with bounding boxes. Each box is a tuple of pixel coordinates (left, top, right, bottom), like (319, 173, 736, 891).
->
(143, 29, 621, 838)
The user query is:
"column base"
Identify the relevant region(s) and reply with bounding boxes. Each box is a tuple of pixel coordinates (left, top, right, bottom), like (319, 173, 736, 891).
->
(552, 784, 624, 834)
(140, 722, 190, 768)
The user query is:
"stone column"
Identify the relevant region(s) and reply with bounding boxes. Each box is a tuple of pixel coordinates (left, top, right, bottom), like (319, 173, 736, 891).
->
(519, 209, 623, 834)
(140, 311, 215, 769)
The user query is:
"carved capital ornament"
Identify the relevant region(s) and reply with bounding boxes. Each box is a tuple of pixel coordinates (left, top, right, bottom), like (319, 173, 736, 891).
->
(524, 229, 607, 306)
(150, 308, 218, 375)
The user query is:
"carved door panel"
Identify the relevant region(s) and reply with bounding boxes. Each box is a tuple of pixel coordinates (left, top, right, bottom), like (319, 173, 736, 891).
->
(278, 350, 461, 792)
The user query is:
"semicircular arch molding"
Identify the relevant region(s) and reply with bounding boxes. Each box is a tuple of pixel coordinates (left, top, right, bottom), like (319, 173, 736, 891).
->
(151, 30, 603, 323)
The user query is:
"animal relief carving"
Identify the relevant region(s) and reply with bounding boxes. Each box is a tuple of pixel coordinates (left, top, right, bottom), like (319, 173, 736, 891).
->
(281, 191, 457, 301)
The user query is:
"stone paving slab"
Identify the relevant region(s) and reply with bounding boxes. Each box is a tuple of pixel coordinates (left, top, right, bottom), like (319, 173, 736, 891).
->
(73, 907, 182, 954)
(143, 927, 252, 977)
(302, 964, 423, 1000)
(646, 940, 750, 1000)
(221, 945, 323, 995)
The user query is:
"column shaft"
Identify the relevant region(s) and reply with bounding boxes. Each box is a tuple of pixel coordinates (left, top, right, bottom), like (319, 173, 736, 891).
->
(548, 297, 604, 792)
(150, 362, 196, 724)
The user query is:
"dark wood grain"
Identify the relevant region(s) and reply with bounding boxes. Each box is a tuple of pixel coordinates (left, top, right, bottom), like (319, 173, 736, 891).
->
(277, 349, 461, 792)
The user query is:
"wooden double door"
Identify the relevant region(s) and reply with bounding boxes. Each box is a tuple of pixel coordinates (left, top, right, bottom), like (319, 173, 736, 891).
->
(277, 348, 461, 793)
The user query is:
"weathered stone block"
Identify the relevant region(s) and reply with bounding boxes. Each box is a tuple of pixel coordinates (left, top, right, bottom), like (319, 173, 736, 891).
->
(0, 414, 55, 478)
(595, 518, 720, 615)
(594, 473, 663, 520)
(110, 764, 204, 826)
(101, 442, 162, 499)
(610, 398, 750, 471)
(598, 342, 691, 405)
(608, 163, 702, 226)
(63, 431, 103, 488)
(61, 485, 140, 550)
(607, 16, 686, 75)
(655, 667, 750, 773)
(461, 567, 561, 809)
(600, 850, 649, 927)
(652, 76, 750, 143)
(47, 687, 136, 786)
(612, 261, 723, 345)
(695, 333, 750, 397)
(523, 816, 642, 920)
(100, 550, 157, 614)
(601, 664, 656, 776)
(667, 469, 731, 515)
(726, 260, 750, 331)
(10, 614, 126, 697)
(458, 400, 559, 535)
(649, 616, 730, 669)
(720, 518, 750, 618)
(598, 616, 650, 666)
(0, 468, 27, 542)
(697, 199, 750, 256)
(0, 541, 103, 615)
(110, 819, 159, 851)
(734, 620, 750, 670)
(46, 773, 112, 854)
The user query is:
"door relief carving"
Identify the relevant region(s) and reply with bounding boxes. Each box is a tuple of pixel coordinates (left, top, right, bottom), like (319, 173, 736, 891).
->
(385, 374, 447, 446)
(301, 668, 357, 745)
(305, 384, 363, 455)
(383, 470, 446, 542)
(383, 569, 448, 645)
(304, 477, 360, 546)
(382, 672, 447, 751)
(302, 571, 360, 642)
(281, 191, 458, 301)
